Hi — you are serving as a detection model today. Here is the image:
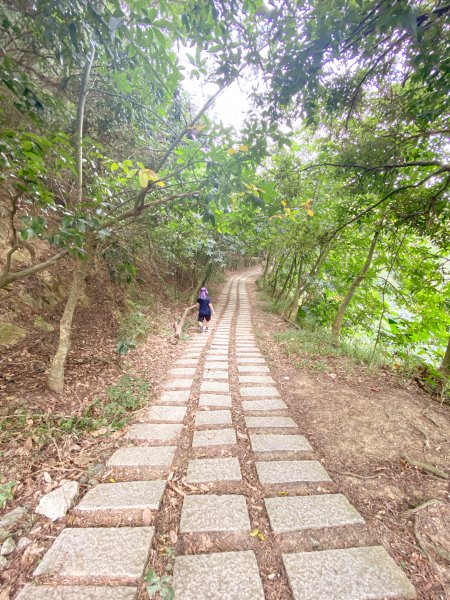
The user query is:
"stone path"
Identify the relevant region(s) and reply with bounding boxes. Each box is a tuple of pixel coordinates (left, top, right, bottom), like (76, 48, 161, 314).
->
(18, 275, 416, 599)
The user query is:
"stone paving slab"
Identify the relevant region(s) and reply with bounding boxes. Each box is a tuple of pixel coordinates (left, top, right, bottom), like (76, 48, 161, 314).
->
(203, 369, 229, 380)
(238, 365, 270, 373)
(17, 586, 137, 600)
(173, 551, 264, 600)
(164, 378, 193, 390)
(127, 423, 182, 442)
(175, 358, 198, 366)
(195, 410, 232, 426)
(256, 461, 331, 484)
(238, 375, 275, 383)
(76, 480, 166, 511)
(265, 494, 364, 533)
(192, 428, 237, 447)
(147, 405, 187, 422)
(186, 457, 242, 483)
(204, 361, 229, 369)
(242, 399, 288, 411)
(159, 390, 190, 403)
(180, 494, 250, 533)
(245, 416, 297, 428)
(107, 446, 175, 468)
(200, 381, 230, 393)
(282, 546, 416, 600)
(240, 386, 280, 397)
(250, 434, 312, 452)
(168, 367, 196, 376)
(237, 358, 266, 364)
(199, 394, 232, 407)
(34, 527, 154, 580)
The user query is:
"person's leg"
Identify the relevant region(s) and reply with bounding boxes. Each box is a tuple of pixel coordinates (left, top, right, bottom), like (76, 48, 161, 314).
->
(205, 314, 211, 331)
(198, 315, 204, 332)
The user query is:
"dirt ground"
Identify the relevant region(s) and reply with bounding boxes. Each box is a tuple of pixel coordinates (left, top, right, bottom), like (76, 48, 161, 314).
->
(247, 276, 450, 599)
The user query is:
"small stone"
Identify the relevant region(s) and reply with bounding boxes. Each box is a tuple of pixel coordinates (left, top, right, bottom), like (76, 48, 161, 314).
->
(0, 556, 7, 571)
(0, 506, 28, 540)
(34, 527, 154, 581)
(282, 546, 416, 600)
(16, 586, 137, 600)
(173, 551, 264, 600)
(78, 475, 89, 484)
(88, 478, 99, 486)
(88, 464, 106, 478)
(1, 537, 16, 556)
(17, 536, 32, 551)
(195, 410, 232, 426)
(265, 494, 365, 533)
(186, 457, 242, 483)
(35, 481, 79, 521)
(193, 429, 237, 447)
(180, 495, 250, 533)
(240, 386, 280, 397)
(250, 434, 312, 453)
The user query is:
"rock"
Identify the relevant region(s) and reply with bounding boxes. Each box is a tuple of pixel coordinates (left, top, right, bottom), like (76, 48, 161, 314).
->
(34, 316, 54, 332)
(0, 506, 28, 541)
(88, 463, 106, 478)
(0, 556, 7, 571)
(1, 537, 16, 556)
(0, 323, 27, 345)
(17, 536, 31, 551)
(35, 481, 79, 521)
(88, 479, 99, 487)
(78, 475, 89, 485)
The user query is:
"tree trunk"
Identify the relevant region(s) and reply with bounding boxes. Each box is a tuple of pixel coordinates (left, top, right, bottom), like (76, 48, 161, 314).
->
(332, 218, 384, 346)
(286, 255, 304, 320)
(271, 253, 287, 296)
(48, 242, 94, 393)
(276, 253, 297, 302)
(262, 251, 272, 280)
(440, 336, 450, 376)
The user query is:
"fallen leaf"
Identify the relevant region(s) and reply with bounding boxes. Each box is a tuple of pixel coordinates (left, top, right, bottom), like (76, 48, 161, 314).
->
(142, 508, 153, 525)
(109, 477, 116, 483)
(169, 530, 178, 544)
(24, 437, 33, 452)
(43, 472, 52, 484)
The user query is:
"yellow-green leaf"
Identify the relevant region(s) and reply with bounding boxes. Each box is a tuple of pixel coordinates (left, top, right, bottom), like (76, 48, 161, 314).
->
(139, 170, 148, 188)
(250, 529, 259, 537)
(227, 147, 237, 155)
(239, 144, 249, 151)
(306, 208, 314, 217)
(156, 180, 165, 187)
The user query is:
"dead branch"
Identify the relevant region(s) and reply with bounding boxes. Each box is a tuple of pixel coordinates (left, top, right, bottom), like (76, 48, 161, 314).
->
(402, 455, 449, 480)
(173, 304, 196, 341)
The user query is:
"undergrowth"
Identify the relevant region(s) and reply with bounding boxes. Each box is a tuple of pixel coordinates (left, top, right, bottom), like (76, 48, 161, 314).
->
(117, 300, 151, 355)
(0, 375, 150, 445)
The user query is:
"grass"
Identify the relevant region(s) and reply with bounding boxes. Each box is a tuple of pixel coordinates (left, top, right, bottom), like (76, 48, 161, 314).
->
(0, 375, 150, 445)
(0, 477, 17, 509)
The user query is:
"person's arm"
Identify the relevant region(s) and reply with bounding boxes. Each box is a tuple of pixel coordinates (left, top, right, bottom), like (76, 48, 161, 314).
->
(209, 302, 215, 315)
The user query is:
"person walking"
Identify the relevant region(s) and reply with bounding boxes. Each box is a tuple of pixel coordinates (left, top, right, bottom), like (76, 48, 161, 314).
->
(197, 286, 215, 332)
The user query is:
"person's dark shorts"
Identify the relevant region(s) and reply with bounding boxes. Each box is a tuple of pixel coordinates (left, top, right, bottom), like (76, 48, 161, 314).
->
(198, 313, 211, 322)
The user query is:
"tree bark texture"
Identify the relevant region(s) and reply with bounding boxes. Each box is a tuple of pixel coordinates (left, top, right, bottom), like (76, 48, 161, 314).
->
(440, 336, 450, 376)
(47, 244, 93, 393)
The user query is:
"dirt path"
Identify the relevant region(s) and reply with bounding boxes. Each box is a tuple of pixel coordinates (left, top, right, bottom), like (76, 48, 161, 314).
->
(12, 273, 433, 599)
